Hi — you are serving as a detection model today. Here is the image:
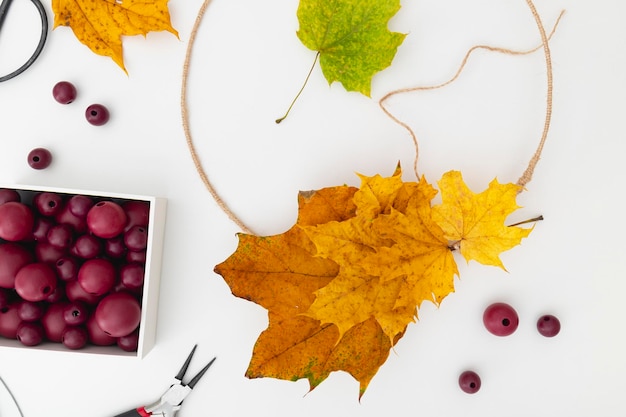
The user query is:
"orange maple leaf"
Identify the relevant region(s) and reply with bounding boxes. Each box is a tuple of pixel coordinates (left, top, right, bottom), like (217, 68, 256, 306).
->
(215, 166, 535, 397)
(52, 0, 178, 72)
(216, 185, 397, 396)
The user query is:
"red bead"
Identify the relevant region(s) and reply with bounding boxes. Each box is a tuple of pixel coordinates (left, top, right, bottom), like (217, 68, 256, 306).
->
(85, 104, 110, 126)
(27, 148, 52, 169)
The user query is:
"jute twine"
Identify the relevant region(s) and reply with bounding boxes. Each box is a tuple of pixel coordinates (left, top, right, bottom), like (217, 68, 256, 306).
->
(181, 0, 564, 235)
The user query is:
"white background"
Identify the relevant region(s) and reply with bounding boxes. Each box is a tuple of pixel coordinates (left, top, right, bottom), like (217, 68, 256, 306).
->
(0, 0, 623, 416)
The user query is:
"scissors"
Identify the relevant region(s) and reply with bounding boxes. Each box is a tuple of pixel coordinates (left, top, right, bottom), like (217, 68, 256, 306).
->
(0, 0, 48, 82)
(113, 345, 216, 417)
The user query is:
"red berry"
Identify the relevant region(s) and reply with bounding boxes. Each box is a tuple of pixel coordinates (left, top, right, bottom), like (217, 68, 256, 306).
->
(86, 314, 116, 346)
(117, 328, 140, 352)
(85, 104, 110, 126)
(0, 189, 20, 205)
(32, 216, 54, 241)
(34, 242, 66, 264)
(123, 201, 150, 231)
(41, 302, 69, 343)
(0, 243, 33, 288)
(55, 204, 87, 233)
(120, 262, 144, 291)
(104, 236, 127, 258)
(16, 300, 46, 322)
(63, 301, 89, 326)
(67, 195, 94, 218)
(52, 81, 77, 104)
(55, 256, 80, 281)
(95, 292, 141, 337)
(483, 302, 519, 336)
(126, 250, 146, 263)
(459, 370, 481, 394)
(47, 224, 74, 250)
(14, 263, 58, 302)
(66, 279, 102, 305)
(87, 201, 127, 238)
(77, 258, 116, 296)
(70, 234, 102, 259)
(0, 303, 21, 338)
(62, 326, 88, 349)
(0, 202, 35, 241)
(124, 225, 148, 251)
(537, 314, 561, 337)
(16, 322, 45, 346)
(33, 192, 64, 217)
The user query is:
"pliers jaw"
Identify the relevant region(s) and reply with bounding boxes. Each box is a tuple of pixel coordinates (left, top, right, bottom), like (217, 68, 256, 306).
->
(142, 345, 216, 417)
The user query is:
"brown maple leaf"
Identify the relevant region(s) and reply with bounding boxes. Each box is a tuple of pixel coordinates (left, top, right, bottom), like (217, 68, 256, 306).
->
(52, 0, 178, 72)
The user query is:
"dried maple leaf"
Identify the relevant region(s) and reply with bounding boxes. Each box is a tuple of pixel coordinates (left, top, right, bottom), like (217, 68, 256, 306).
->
(302, 171, 455, 342)
(431, 171, 533, 269)
(216, 185, 396, 396)
(296, 0, 406, 96)
(247, 314, 395, 397)
(52, 0, 178, 72)
(367, 177, 459, 309)
(215, 166, 535, 397)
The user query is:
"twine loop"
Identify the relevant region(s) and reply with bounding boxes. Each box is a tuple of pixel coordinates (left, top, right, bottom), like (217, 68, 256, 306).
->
(181, 0, 564, 234)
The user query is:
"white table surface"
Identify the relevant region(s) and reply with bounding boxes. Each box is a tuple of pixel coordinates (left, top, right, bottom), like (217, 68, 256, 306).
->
(0, 0, 623, 416)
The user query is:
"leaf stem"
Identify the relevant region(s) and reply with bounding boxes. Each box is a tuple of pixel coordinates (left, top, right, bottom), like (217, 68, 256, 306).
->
(276, 51, 320, 124)
(447, 215, 543, 252)
(507, 215, 544, 227)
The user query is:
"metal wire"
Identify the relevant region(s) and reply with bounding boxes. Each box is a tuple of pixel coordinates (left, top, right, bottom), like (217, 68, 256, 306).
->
(0, 373, 24, 417)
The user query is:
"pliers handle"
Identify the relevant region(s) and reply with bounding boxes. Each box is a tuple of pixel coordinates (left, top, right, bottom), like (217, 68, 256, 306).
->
(112, 409, 152, 417)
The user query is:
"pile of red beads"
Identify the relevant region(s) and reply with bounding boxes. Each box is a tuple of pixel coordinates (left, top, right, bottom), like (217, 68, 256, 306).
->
(0, 188, 150, 352)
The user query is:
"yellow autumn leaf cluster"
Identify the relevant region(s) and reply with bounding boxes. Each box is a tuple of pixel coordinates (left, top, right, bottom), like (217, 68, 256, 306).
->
(302, 167, 532, 344)
(215, 165, 534, 396)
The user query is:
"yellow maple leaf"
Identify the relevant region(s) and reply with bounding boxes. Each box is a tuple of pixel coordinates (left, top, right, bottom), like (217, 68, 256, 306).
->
(52, 0, 178, 72)
(302, 271, 414, 342)
(368, 177, 458, 309)
(431, 171, 533, 269)
(303, 173, 457, 342)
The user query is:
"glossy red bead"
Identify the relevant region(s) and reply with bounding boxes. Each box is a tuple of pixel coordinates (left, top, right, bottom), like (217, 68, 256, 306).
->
(458, 370, 481, 394)
(483, 302, 519, 336)
(537, 314, 561, 337)
(85, 104, 110, 126)
(27, 148, 52, 169)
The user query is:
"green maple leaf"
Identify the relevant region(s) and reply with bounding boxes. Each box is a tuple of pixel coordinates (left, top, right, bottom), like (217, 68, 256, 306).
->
(297, 0, 406, 96)
(276, 0, 406, 123)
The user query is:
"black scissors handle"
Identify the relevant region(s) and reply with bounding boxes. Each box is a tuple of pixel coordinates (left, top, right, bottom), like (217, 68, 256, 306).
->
(0, 0, 48, 82)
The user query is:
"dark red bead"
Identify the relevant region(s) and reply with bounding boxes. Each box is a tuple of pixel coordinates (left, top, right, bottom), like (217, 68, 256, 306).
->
(27, 148, 52, 169)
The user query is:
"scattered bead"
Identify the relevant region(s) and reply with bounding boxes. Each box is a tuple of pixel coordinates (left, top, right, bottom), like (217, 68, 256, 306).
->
(483, 302, 519, 336)
(27, 148, 52, 170)
(52, 81, 77, 104)
(85, 104, 110, 126)
(537, 314, 561, 337)
(458, 370, 481, 394)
